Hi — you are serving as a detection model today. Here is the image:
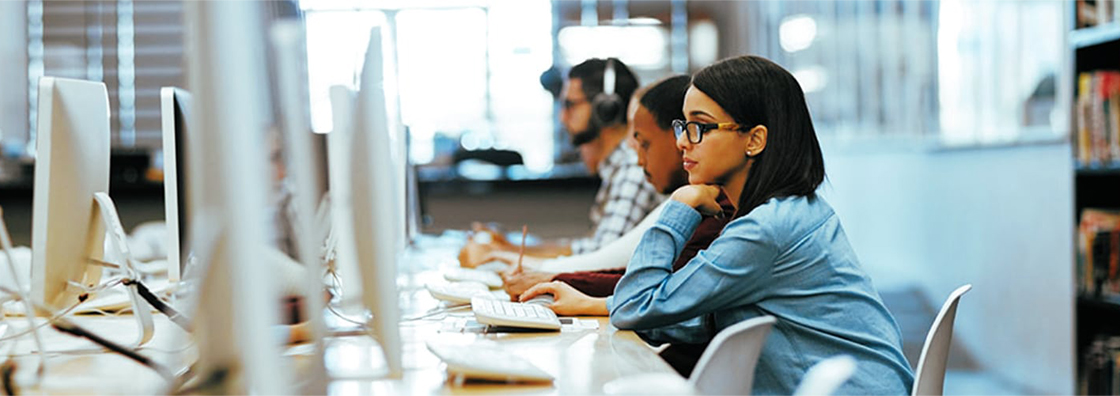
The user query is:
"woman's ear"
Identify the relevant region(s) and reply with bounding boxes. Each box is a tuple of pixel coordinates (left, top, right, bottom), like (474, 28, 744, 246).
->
(745, 125, 767, 157)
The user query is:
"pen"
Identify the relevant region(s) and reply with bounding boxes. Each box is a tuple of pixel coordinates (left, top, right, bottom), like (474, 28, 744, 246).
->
(517, 225, 527, 273)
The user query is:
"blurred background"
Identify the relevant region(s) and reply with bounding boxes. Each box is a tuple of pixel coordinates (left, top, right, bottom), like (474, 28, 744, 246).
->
(0, 0, 1099, 394)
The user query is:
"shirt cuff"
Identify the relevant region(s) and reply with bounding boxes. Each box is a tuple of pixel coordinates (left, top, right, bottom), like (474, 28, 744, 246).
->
(605, 295, 615, 312)
(658, 200, 703, 239)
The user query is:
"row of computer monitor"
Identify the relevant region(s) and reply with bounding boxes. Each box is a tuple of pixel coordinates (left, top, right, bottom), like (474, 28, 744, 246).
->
(25, 8, 407, 391)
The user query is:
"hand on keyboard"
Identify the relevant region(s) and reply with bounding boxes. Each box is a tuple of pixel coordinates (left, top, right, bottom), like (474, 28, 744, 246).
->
(499, 268, 555, 301)
(522, 293, 554, 306)
(520, 281, 608, 317)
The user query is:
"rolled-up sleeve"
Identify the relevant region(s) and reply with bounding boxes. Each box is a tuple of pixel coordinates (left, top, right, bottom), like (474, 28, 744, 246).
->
(608, 200, 778, 340)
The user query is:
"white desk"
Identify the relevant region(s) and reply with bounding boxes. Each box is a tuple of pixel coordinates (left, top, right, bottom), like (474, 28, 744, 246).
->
(2, 236, 677, 395)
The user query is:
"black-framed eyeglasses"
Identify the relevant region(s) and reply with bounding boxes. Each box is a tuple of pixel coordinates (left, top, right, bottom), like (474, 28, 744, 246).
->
(672, 119, 747, 144)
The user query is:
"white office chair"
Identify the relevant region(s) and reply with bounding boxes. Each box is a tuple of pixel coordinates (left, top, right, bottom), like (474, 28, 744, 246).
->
(603, 316, 777, 396)
(689, 315, 778, 395)
(793, 355, 857, 396)
(911, 284, 972, 396)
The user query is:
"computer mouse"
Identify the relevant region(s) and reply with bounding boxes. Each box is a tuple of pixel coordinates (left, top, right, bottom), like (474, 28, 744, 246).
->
(523, 293, 554, 306)
(602, 373, 695, 395)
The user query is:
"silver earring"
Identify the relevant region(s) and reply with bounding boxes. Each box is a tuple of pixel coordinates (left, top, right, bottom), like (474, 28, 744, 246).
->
(746, 151, 752, 157)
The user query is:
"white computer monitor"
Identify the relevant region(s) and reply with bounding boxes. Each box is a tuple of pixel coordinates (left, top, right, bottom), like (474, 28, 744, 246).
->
(182, 1, 289, 393)
(325, 85, 361, 302)
(32, 76, 155, 346)
(160, 87, 192, 285)
(270, 19, 329, 392)
(349, 25, 403, 378)
(31, 77, 111, 309)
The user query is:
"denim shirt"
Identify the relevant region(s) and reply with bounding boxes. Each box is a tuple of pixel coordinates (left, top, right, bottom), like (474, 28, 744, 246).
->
(606, 195, 915, 395)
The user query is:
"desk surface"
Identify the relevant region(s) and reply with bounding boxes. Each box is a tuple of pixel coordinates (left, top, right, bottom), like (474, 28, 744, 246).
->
(327, 316, 677, 395)
(2, 237, 678, 395)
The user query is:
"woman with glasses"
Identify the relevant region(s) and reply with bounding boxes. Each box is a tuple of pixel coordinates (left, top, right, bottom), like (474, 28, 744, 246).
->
(522, 55, 913, 395)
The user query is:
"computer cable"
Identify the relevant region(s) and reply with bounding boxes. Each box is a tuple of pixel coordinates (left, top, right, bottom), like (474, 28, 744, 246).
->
(48, 316, 174, 383)
(0, 299, 83, 343)
(401, 304, 472, 322)
(0, 284, 177, 383)
(325, 303, 369, 328)
(123, 279, 193, 332)
(0, 206, 47, 382)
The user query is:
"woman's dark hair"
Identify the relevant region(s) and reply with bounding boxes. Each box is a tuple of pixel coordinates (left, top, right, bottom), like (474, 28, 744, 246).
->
(639, 75, 691, 131)
(691, 55, 825, 218)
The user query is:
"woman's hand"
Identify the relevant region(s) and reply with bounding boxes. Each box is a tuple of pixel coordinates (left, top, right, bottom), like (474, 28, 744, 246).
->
(520, 281, 608, 316)
(500, 268, 555, 301)
(457, 223, 515, 267)
(669, 185, 724, 216)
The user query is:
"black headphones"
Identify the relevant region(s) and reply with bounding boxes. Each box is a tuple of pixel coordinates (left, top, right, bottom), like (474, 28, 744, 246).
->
(571, 58, 625, 147)
(591, 58, 625, 128)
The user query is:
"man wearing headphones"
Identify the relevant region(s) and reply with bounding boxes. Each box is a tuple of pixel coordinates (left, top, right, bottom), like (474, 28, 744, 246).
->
(561, 58, 661, 254)
(460, 58, 662, 264)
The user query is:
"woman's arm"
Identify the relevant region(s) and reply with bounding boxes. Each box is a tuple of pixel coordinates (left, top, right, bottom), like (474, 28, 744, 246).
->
(607, 200, 778, 331)
(520, 281, 609, 316)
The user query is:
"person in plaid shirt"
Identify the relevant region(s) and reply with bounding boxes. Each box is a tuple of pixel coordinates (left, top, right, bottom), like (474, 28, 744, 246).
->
(570, 138, 660, 254)
(459, 58, 662, 264)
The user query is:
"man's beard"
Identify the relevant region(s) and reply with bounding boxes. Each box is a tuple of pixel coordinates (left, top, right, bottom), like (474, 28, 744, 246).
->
(569, 125, 600, 147)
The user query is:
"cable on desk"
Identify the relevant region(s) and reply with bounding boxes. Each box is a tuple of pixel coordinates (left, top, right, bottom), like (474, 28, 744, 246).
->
(0, 299, 84, 343)
(401, 304, 471, 322)
(0, 285, 176, 385)
(66, 276, 126, 295)
(138, 340, 197, 355)
(78, 307, 129, 317)
(50, 317, 174, 383)
(325, 303, 369, 328)
(0, 206, 46, 383)
(123, 279, 193, 332)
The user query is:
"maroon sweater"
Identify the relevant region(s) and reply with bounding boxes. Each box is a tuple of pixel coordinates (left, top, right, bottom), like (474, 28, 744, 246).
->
(552, 192, 736, 297)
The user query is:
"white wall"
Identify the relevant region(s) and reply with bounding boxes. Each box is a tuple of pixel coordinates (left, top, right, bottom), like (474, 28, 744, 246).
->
(0, 0, 28, 151)
(819, 140, 1075, 394)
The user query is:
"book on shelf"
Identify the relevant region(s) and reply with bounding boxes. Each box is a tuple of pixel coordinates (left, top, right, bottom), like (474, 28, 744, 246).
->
(1076, 71, 1120, 166)
(1078, 0, 1120, 29)
(1080, 336, 1120, 395)
(1079, 208, 1120, 299)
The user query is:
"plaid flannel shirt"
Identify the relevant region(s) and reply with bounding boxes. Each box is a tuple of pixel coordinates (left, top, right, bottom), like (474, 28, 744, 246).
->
(570, 143, 662, 254)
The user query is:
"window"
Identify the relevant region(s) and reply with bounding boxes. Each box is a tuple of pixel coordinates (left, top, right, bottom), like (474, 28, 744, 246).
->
(743, 0, 1064, 146)
(936, 0, 1064, 145)
(301, 0, 555, 171)
(27, 0, 185, 153)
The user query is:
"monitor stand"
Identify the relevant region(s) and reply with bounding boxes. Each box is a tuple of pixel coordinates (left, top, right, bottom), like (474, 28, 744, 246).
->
(90, 192, 155, 347)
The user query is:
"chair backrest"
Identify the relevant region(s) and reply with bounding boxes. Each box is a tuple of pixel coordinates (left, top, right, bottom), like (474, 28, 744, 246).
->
(793, 355, 858, 396)
(688, 315, 777, 395)
(912, 284, 972, 396)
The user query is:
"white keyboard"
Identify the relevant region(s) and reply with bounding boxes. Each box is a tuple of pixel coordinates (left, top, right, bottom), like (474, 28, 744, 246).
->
(426, 342, 553, 383)
(470, 296, 560, 330)
(426, 281, 493, 304)
(474, 261, 510, 273)
(444, 268, 503, 288)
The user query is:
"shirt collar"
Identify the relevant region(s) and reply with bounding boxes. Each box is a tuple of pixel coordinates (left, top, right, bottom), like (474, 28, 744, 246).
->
(597, 141, 636, 179)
